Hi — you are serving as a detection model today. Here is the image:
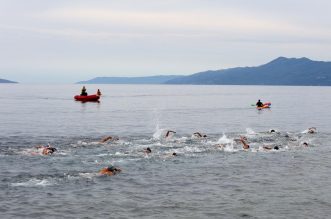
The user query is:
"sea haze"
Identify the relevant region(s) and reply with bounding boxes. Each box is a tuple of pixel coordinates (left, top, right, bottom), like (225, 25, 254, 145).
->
(0, 84, 331, 218)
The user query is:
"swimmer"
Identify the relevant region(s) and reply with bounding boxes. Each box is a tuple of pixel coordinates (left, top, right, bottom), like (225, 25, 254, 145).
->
(269, 129, 276, 133)
(302, 142, 309, 147)
(215, 144, 226, 149)
(193, 132, 207, 138)
(163, 152, 178, 158)
(263, 146, 279, 151)
(307, 127, 316, 134)
(99, 165, 121, 176)
(42, 147, 57, 155)
(100, 136, 119, 143)
(144, 147, 152, 154)
(35, 144, 57, 155)
(284, 133, 297, 141)
(165, 130, 176, 138)
(234, 136, 247, 143)
(239, 136, 250, 149)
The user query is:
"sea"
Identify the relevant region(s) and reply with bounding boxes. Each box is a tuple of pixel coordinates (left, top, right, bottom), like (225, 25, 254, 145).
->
(0, 84, 331, 219)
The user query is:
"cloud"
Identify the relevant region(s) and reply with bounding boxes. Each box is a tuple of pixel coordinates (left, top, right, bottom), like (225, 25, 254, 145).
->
(41, 7, 289, 31)
(20, 6, 325, 44)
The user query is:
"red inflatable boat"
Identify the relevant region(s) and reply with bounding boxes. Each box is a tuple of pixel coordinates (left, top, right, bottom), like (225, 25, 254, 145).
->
(74, 94, 100, 102)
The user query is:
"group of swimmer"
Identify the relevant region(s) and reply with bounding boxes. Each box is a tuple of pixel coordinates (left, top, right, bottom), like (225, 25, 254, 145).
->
(33, 127, 317, 176)
(235, 128, 315, 150)
(80, 86, 102, 96)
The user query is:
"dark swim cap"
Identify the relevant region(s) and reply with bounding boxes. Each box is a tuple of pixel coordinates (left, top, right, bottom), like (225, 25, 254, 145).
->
(107, 166, 115, 171)
(274, 146, 279, 150)
(49, 147, 57, 152)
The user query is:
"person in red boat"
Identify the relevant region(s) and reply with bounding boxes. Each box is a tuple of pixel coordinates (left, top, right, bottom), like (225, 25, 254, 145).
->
(97, 89, 102, 96)
(81, 86, 88, 96)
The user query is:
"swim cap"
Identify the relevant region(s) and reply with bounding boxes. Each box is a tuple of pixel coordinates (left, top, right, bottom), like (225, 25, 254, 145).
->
(107, 166, 115, 171)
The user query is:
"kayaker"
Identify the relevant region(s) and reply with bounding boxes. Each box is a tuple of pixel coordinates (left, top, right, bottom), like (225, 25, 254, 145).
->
(81, 86, 88, 96)
(99, 165, 121, 176)
(256, 99, 264, 107)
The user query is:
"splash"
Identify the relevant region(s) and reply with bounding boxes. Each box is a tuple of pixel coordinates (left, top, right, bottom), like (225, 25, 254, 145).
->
(217, 134, 233, 144)
(153, 124, 164, 139)
(246, 128, 256, 135)
(11, 178, 53, 187)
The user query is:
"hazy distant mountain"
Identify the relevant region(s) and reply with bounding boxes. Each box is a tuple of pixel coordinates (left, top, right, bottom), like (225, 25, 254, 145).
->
(77, 75, 182, 84)
(0, 78, 17, 83)
(77, 57, 331, 86)
(165, 57, 331, 86)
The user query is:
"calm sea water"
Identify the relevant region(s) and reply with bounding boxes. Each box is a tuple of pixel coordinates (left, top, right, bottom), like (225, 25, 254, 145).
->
(1, 84, 331, 218)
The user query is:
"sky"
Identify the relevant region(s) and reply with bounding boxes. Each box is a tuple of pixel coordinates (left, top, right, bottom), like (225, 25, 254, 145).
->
(1, 0, 331, 83)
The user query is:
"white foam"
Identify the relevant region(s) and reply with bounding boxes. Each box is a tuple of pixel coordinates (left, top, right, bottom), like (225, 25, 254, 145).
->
(11, 178, 53, 187)
(182, 146, 205, 153)
(96, 153, 108, 157)
(223, 143, 238, 153)
(78, 173, 97, 179)
(217, 134, 233, 144)
(246, 128, 256, 135)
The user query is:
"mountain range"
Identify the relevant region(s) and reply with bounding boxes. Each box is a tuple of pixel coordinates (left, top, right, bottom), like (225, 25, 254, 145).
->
(166, 57, 331, 85)
(0, 78, 17, 83)
(77, 75, 181, 84)
(78, 57, 331, 86)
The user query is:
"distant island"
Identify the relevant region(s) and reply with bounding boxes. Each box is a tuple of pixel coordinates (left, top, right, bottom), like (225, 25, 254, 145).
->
(77, 57, 331, 86)
(77, 75, 182, 84)
(0, 78, 17, 83)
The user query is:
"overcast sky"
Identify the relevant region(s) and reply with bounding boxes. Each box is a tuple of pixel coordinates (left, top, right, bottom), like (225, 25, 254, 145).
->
(1, 0, 331, 83)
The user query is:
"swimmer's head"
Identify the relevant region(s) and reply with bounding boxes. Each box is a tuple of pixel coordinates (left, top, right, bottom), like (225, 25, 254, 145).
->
(274, 146, 279, 150)
(48, 147, 57, 153)
(146, 147, 151, 153)
(107, 166, 115, 172)
(270, 129, 276, 133)
(172, 152, 177, 156)
(303, 142, 309, 146)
